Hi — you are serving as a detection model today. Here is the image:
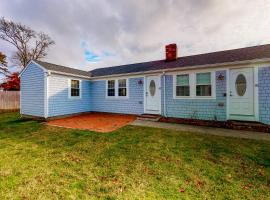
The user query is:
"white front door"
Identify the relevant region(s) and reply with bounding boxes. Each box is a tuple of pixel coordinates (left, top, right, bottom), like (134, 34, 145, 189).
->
(145, 76, 161, 114)
(229, 68, 255, 120)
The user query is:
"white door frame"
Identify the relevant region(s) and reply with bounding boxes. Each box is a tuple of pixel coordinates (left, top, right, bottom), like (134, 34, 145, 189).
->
(226, 67, 259, 121)
(144, 75, 162, 114)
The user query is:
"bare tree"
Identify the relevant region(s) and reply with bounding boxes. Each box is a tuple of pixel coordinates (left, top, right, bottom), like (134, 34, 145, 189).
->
(0, 17, 55, 67)
(0, 52, 8, 74)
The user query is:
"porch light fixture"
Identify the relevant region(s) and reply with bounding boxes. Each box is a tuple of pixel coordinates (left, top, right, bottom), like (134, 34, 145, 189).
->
(217, 73, 224, 81)
(138, 79, 143, 85)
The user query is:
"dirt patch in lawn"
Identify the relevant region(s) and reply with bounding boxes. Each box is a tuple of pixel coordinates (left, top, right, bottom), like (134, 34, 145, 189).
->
(47, 112, 136, 132)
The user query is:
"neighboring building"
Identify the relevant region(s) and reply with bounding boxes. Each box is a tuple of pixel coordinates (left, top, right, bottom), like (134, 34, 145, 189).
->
(19, 44, 270, 125)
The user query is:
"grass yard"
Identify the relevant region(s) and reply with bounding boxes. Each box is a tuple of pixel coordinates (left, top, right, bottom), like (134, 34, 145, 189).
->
(0, 112, 269, 199)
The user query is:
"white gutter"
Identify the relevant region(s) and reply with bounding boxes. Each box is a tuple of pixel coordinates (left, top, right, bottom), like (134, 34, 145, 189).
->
(49, 70, 91, 79)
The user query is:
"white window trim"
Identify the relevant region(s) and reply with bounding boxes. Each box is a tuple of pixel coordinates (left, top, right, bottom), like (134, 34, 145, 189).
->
(174, 74, 191, 98)
(173, 70, 216, 99)
(68, 79, 82, 99)
(105, 78, 129, 99)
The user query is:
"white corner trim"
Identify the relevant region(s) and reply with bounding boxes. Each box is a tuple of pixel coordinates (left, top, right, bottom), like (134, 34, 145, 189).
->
(254, 66, 259, 121)
(163, 72, 167, 117)
(143, 76, 146, 114)
(19, 60, 48, 78)
(105, 78, 129, 99)
(226, 69, 230, 120)
(44, 72, 49, 118)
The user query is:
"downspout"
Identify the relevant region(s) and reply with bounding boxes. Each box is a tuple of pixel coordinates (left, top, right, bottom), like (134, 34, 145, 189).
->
(162, 71, 167, 117)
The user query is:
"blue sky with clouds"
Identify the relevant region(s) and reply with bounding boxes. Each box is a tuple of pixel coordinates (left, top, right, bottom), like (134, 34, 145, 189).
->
(0, 0, 270, 73)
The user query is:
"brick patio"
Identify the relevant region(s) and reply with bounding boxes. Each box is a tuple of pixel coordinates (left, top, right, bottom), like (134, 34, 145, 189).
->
(47, 112, 136, 133)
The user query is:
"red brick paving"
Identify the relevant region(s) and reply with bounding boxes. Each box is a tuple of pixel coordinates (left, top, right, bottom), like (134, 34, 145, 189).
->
(47, 113, 136, 133)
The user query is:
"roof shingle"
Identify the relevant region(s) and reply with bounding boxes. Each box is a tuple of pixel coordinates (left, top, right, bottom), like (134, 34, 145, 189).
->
(90, 44, 270, 77)
(34, 60, 90, 77)
(35, 44, 270, 78)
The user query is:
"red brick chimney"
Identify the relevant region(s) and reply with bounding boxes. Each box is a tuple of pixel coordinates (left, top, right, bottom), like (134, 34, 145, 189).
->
(165, 44, 177, 61)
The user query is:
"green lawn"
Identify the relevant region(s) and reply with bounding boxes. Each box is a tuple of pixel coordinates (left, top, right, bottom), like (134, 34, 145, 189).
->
(0, 112, 269, 199)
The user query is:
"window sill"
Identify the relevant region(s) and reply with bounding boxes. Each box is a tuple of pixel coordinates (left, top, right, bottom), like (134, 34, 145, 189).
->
(105, 96, 129, 100)
(173, 96, 216, 100)
(69, 96, 82, 100)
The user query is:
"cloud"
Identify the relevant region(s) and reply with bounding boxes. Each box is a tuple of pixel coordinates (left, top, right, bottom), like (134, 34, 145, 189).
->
(0, 0, 270, 72)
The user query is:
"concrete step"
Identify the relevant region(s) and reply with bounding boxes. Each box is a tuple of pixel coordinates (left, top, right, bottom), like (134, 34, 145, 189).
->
(137, 114, 161, 122)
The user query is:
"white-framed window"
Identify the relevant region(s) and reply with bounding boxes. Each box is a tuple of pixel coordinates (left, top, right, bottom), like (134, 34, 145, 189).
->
(118, 79, 127, 97)
(196, 72, 212, 97)
(173, 71, 215, 99)
(69, 79, 81, 98)
(106, 78, 129, 98)
(176, 74, 190, 97)
(107, 80, 115, 97)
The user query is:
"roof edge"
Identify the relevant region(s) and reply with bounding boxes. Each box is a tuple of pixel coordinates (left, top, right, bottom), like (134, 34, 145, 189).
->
(89, 58, 270, 79)
(49, 70, 91, 79)
(19, 60, 47, 78)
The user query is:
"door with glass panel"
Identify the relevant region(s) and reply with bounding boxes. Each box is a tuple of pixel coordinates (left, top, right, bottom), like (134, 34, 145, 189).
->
(229, 68, 254, 119)
(145, 76, 161, 114)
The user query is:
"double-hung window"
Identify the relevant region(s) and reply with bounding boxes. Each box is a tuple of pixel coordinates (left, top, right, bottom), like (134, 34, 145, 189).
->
(118, 79, 127, 96)
(107, 80, 115, 97)
(176, 74, 190, 96)
(70, 80, 80, 97)
(174, 71, 215, 99)
(107, 79, 128, 98)
(196, 72, 212, 96)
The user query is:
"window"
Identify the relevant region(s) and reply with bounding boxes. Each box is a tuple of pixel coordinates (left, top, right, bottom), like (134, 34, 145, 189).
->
(70, 80, 80, 97)
(235, 74, 246, 96)
(176, 74, 190, 96)
(196, 72, 212, 96)
(107, 79, 128, 98)
(149, 80, 156, 96)
(107, 80, 115, 96)
(118, 79, 127, 96)
(174, 71, 215, 99)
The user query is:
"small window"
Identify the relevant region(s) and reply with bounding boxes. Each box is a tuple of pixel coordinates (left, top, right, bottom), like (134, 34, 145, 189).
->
(235, 74, 246, 96)
(71, 80, 80, 97)
(107, 80, 115, 96)
(149, 80, 156, 96)
(118, 79, 127, 96)
(176, 74, 190, 96)
(196, 72, 212, 96)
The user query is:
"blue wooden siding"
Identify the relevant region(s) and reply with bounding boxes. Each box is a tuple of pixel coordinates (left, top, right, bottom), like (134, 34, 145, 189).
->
(90, 77, 144, 115)
(164, 71, 227, 121)
(48, 74, 91, 117)
(259, 67, 270, 125)
(20, 62, 45, 117)
(20, 63, 270, 125)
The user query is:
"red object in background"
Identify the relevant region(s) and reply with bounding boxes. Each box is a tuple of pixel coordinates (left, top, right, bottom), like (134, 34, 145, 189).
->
(165, 43, 177, 61)
(0, 72, 20, 91)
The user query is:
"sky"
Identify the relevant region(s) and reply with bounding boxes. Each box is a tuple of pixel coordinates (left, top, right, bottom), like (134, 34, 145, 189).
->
(1, 0, 270, 73)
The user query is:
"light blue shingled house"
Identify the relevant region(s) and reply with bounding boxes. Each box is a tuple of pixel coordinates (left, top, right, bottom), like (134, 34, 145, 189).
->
(20, 44, 270, 125)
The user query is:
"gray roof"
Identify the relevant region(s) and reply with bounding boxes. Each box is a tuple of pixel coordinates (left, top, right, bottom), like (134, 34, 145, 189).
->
(90, 44, 270, 77)
(35, 44, 270, 78)
(34, 60, 90, 77)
